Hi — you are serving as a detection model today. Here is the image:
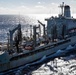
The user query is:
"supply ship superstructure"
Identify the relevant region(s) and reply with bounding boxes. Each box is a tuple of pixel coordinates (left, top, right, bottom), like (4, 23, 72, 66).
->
(0, 2, 76, 72)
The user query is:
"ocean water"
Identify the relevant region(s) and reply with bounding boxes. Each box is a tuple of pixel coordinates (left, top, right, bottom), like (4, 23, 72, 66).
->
(0, 14, 76, 75)
(0, 15, 32, 42)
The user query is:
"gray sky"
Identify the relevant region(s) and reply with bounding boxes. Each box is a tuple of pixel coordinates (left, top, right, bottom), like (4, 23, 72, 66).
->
(0, 0, 76, 14)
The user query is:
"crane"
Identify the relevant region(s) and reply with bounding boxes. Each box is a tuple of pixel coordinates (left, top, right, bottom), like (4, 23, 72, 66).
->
(38, 20, 46, 37)
(9, 24, 22, 50)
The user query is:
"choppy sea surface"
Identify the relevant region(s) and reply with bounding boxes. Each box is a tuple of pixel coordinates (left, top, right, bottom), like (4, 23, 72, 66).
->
(0, 14, 76, 75)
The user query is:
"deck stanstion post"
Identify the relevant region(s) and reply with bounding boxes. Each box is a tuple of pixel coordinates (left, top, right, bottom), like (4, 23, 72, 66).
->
(33, 26, 36, 48)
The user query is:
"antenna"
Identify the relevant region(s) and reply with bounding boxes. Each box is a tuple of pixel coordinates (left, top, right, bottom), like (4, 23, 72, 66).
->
(59, 2, 64, 16)
(19, 12, 21, 24)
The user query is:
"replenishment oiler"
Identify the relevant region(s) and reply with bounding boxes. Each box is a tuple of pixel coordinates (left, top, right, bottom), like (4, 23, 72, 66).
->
(0, 2, 76, 72)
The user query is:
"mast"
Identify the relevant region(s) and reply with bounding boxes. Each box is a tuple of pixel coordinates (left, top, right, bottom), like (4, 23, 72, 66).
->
(59, 2, 64, 16)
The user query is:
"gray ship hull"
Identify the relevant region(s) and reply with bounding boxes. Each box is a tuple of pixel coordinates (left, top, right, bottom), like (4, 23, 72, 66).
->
(0, 36, 76, 72)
